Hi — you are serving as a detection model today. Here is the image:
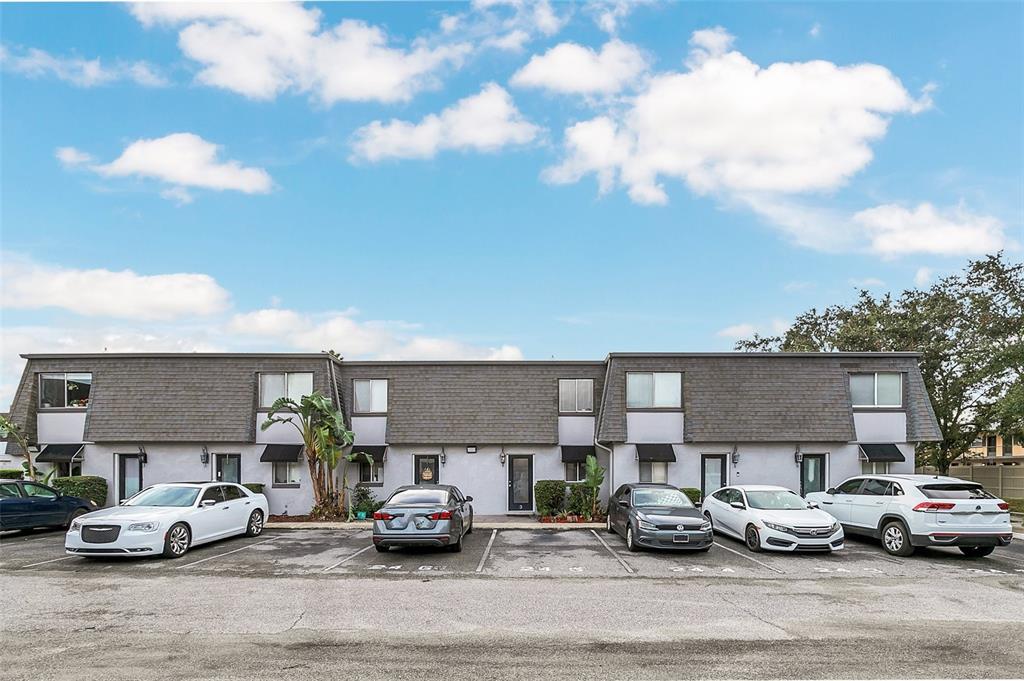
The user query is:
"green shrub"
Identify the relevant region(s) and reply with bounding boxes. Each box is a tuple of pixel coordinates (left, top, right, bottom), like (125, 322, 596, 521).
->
(243, 483, 265, 494)
(534, 480, 567, 517)
(351, 485, 382, 516)
(566, 483, 590, 516)
(52, 476, 108, 506)
(680, 487, 702, 505)
(0, 468, 24, 479)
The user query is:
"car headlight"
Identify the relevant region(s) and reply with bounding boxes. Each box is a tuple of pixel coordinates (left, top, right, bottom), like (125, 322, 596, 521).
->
(763, 521, 793, 534)
(637, 519, 658, 531)
(127, 522, 160, 533)
(829, 522, 840, 534)
(69, 520, 82, 533)
(700, 520, 712, 531)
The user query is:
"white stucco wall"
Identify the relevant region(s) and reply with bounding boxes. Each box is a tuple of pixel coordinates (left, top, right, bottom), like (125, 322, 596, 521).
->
(558, 416, 595, 445)
(854, 412, 908, 442)
(255, 415, 305, 444)
(351, 416, 387, 445)
(37, 412, 87, 444)
(626, 412, 684, 443)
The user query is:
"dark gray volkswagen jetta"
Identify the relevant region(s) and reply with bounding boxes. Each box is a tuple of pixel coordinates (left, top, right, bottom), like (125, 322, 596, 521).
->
(372, 484, 474, 552)
(606, 483, 713, 552)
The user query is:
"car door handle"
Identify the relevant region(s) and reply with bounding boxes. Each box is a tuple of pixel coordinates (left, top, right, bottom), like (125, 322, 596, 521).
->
(245, 501, 251, 505)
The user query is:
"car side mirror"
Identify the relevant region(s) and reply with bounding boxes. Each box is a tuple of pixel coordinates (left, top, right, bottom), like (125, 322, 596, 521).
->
(465, 496, 474, 502)
(201, 499, 217, 508)
(729, 501, 745, 510)
(694, 501, 702, 508)
(825, 488, 837, 495)
(807, 501, 820, 509)
(618, 499, 629, 507)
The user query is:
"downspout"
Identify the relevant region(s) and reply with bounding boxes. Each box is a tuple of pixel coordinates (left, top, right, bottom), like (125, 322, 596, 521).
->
(594, 355, 615, 501)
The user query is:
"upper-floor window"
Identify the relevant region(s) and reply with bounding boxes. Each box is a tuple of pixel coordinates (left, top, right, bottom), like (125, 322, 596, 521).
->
(626, 372, 681, 409)
(353, 379, 388, 413)
(849, 372, 902, 408)
(1004, 435, 1016, 456)
(259, 372, 314, 408)
(39, 373, 92, 409)
(559, 379, 594, 413)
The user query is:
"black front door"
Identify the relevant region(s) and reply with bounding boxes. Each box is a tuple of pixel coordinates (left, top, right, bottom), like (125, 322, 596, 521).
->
(800, 454, 827, 496)
(216, 454, 241, 483)
(118, 454, 143, 503)
(700, 455, 727, 500)
(415, 455, 439, 484)
(507, 455, 533, 511)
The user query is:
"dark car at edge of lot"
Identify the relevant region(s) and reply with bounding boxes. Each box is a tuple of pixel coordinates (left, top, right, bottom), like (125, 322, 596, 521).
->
(0, 479, 97, 532)
(606, 483, 714, 552)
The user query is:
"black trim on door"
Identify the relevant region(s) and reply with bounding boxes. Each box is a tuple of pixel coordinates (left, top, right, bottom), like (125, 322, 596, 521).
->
(118, 454, 143, 503)
(507, 455, 533, 511)
(414, 455, 440, 484)
(800, 454, 827, 496)
(700, 454, 727, 500)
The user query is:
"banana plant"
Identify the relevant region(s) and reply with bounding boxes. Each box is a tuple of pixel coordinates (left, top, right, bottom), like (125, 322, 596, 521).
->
(0, 414, 36, 480)
(584, 454, 606, 519)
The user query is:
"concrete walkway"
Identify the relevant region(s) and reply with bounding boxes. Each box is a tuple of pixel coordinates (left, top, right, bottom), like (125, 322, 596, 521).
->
(268, 515, 604, 531)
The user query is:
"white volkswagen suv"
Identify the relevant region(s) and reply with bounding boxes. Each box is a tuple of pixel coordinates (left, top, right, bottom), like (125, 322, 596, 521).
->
(806, 474, 1012, 557)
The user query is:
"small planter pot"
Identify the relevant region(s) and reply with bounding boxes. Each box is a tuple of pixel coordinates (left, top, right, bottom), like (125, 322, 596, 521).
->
(356, 511, 367, 520)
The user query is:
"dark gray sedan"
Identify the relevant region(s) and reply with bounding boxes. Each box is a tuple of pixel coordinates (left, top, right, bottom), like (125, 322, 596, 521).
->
(606, 483, 713, 552)
(372, 484, 474, 553)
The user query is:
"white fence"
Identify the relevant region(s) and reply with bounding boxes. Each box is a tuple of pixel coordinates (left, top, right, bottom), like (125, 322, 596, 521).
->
(915, 464, 1024, 500)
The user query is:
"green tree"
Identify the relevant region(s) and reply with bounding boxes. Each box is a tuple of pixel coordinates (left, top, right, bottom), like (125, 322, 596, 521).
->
(736, 253, 1023, 474)
(584, 454, 605, 519)
(261, 392, 355, 519)
(0, 415, 36, 480)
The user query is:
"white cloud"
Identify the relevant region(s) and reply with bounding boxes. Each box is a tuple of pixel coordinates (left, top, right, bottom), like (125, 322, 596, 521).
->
(447, 0, 569, 53)
(914, 267, 933, 287)
(73, 133, 272, 200)
(228, 308, 523, 361)
(716, 323, 756, 339)
(782, 280, 815, 293)
(130, 3, 468, 104)
(55, 146, 94, 167)
(854, 202, 1011, 257)
(351, 83, 541, 162)
(0, 44, 168, 87)
(545, 27, 932, 205)
(809, 22, 822, 38)
(0, 254, 230, 320)
(588, 1, 648, 34)
(510, 39, 648, 95)
(717, 319, 789, 340)
(849, 277, 886, 289)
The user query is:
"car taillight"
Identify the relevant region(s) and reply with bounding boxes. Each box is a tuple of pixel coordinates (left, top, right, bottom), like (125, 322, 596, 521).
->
(373, 511, 395, 521)
(427, 511, 452, 520)
(997, 502, 1009, 511)
(912, 501, 956, 512)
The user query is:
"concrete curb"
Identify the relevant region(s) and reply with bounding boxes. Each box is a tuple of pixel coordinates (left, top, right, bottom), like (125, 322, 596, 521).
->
(267, 521, 604, 531)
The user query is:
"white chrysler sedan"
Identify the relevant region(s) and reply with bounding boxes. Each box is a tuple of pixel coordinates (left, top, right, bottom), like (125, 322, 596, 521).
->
(702, 485, 844, 553)
(66, 482, 269, 559)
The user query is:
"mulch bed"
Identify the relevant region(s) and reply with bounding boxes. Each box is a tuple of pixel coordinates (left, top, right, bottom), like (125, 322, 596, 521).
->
(538, 516, 605, 524)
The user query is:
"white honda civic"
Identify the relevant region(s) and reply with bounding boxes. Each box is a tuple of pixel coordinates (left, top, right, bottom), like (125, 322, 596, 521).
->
(65, 482, 269, 559)
(702, 485, 844, 553)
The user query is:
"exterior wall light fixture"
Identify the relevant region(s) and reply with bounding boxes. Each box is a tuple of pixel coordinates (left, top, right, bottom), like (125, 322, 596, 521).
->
(200, 446, 210, 465)
(794, 445, 803, 465)
(466, 445, 477, 454)
(731, 445, 739, 465)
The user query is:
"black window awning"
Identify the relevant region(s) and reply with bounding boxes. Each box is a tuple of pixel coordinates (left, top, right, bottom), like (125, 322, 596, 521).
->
(561, 446, 595, 463)
(859, 443, 906, 463)
(351, 446, 387, 463)
(36, 444, 84, 463)
(260, 444, 304, 463)
(635, 444, 677, 462)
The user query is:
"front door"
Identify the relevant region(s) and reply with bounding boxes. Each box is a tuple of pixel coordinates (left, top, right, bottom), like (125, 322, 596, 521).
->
(215, 454, 241, 483)
(800, 454, 826, 496)
(701, 455, 726, 500)
(118, 454, 143, 503)
(507, 455, 533, 511)
(415, 455, 440, 485)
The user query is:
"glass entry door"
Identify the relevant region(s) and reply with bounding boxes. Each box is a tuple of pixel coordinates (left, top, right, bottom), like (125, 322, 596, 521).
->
(415, 455, 439, 484)
(800, 454, 826, 496)
(118, 454, 143, 503)
(507, 455, 533, 511)
(700, 455, 726, 500)
(216, 454, 241, 483)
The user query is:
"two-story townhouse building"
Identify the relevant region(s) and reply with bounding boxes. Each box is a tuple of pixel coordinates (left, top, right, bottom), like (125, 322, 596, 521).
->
(4, 351, 941, 516)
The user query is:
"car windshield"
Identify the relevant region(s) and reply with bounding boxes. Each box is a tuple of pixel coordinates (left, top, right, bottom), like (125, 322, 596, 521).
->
(124, 486, 201, 507)
(632, 488, 693, 508)
(745, 490, 808, 510)
(388, 489, 448, 505)
(920, 484, 995, 500)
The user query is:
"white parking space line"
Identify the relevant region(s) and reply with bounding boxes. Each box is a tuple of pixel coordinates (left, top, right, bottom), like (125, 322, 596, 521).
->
(20, 555, 75, 569)
(322, 545, 373, 573)
(712, 541, 785, 574)
(476, 529, 498, 573)
(173, 537, 279, 570)
(590, 529, 635, 574)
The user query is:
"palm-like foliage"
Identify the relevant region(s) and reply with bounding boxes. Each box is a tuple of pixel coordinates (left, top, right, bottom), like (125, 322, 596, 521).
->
(0, 415, 36, 480)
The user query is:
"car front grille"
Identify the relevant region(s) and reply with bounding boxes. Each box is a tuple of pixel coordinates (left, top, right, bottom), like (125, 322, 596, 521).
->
(656, 523, 704, 531)
(791, 526, 834, 538)
(82, 525, 121, 544)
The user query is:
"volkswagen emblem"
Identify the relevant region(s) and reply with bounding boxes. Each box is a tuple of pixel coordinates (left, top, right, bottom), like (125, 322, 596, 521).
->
(676, 524, 687, 531)
(810, 529, 820, 536)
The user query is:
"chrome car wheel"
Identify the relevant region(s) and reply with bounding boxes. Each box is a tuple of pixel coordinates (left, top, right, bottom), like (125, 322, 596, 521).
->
(246, 510, 264, 537)
(883, 525, 904, 553)
(626, 526, 639, 552)
(163, 524, 190, 559)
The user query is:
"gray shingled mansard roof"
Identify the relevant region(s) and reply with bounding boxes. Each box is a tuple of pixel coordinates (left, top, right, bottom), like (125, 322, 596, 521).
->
(5, 351, 941, 453)
(595, 353, 941, 443)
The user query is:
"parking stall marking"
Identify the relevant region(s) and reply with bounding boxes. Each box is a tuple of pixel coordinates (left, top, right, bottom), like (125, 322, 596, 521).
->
(322, 545, 374, 573)
(712, 541, 785, 574)
(173, 536, 280, 570)
(19, 555, 75, 569)
(475, 529, 498, 573)
(590, 529, 635, 574)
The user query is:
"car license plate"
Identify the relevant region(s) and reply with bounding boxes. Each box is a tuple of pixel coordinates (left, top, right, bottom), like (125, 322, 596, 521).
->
(672, 534, 690, 543)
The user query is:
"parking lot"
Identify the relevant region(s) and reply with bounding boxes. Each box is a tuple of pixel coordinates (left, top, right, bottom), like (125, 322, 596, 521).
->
(3, 525, 1024, 581)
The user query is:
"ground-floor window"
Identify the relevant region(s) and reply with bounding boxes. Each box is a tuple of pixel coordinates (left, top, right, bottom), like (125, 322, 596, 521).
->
(861, 461, 890, 475)
(56, 461, 82, 477)
(359, 461, 383, 483)
(565, 462, 585, 482)
(639, 461, 669, 484)
(273, 461, 301, 486)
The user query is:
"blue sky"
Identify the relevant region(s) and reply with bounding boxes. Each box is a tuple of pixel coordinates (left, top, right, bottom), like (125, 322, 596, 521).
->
(1, 1, 1021, 406)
